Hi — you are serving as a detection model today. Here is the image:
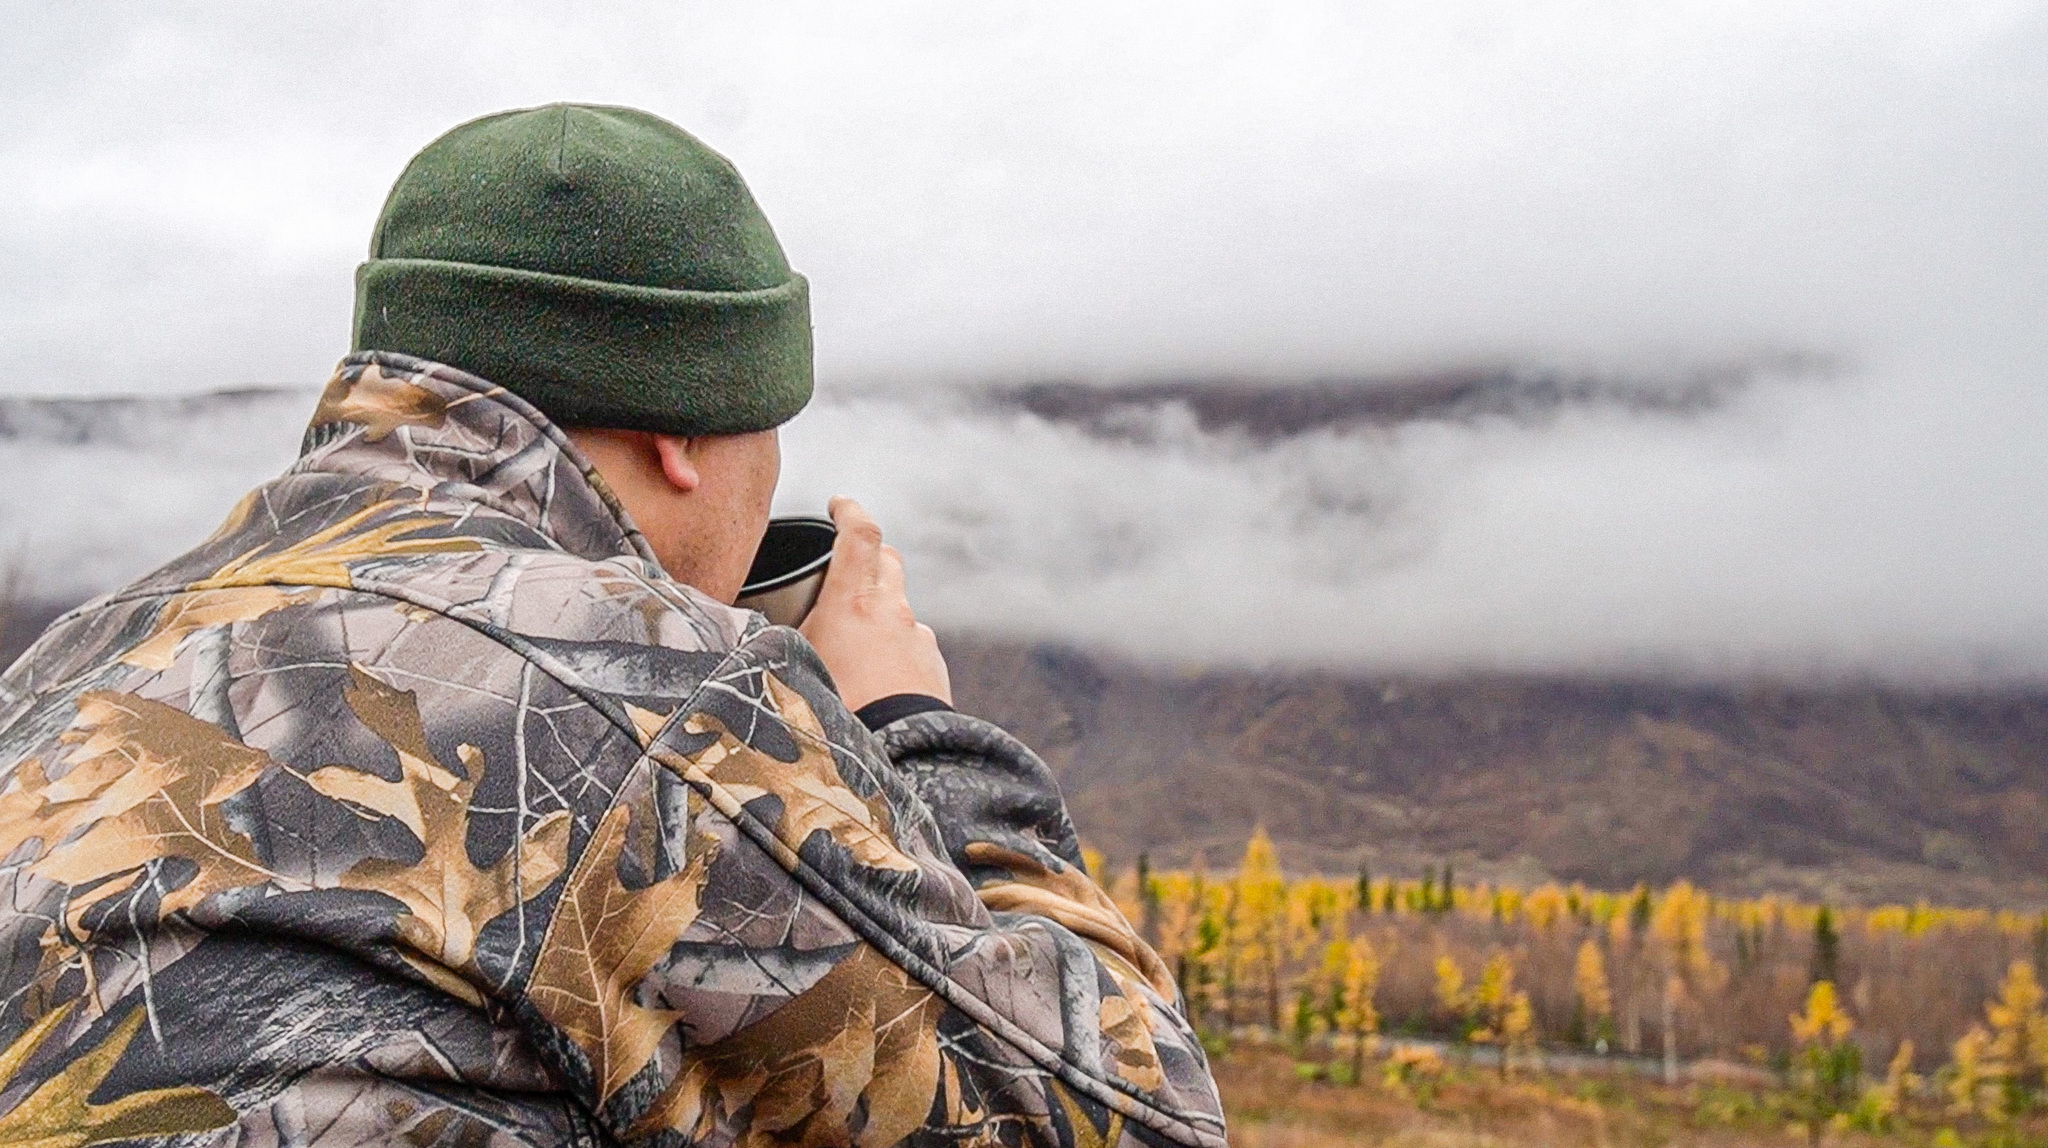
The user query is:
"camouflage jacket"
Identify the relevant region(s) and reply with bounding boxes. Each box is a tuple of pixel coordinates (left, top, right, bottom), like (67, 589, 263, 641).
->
(0, 352, 1225, 1148)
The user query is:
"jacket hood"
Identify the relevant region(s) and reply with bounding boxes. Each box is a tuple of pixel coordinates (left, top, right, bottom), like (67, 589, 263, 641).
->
(300, 350, 665, 573)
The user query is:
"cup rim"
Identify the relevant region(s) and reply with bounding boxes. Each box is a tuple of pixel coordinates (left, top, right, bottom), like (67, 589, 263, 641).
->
(739, 516, 836, 596)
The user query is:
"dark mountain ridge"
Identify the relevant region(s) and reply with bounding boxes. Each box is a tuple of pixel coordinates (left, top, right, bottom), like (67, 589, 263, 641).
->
(981, 355, 1825, 443)
(944, 636, 2048, 908)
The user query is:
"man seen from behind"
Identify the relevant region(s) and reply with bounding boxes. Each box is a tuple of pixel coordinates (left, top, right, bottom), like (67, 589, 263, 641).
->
(0, 104, 1226, 1148)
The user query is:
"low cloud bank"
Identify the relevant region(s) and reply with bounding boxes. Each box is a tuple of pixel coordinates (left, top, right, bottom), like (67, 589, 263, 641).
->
(0, 390, 307, 598)
(783, 350, 2048, 682)
(9, 347, 2045, 684)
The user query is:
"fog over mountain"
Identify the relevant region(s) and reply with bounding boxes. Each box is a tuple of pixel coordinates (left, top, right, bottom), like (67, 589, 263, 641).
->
(2, 3, 2045, 680)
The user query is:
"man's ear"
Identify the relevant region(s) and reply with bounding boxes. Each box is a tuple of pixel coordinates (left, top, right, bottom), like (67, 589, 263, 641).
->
(653, 435, 703, 493)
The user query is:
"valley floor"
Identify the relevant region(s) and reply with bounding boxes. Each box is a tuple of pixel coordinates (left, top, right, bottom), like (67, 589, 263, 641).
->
(1216, 1044, 2046, 1148)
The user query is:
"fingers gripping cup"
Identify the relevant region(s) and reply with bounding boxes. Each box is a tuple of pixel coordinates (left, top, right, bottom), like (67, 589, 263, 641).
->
(735, 516, 836, 627)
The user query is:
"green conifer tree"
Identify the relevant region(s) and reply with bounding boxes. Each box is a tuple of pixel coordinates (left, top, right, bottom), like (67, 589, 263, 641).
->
(1629, 885, 1653, 935)
(1137, 852, 1159, 943)
(1810, 906, 1841, 986)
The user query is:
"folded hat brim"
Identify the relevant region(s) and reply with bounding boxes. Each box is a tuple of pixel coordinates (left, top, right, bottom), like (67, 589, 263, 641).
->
(353, 257, 813, 436)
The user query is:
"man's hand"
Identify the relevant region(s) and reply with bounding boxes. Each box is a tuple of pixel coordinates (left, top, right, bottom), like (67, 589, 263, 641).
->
(798, 497, 952, 712)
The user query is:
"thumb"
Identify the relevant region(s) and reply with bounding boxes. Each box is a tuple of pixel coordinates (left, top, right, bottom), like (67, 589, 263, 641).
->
(822, 496, 884, 598)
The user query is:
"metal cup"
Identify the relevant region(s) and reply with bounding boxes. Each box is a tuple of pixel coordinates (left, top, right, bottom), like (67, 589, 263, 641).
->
(734, 516, 836, 627)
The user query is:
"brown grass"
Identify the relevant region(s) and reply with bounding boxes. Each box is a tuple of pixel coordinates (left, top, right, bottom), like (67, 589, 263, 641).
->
(1215, 1044, 2047, 1148)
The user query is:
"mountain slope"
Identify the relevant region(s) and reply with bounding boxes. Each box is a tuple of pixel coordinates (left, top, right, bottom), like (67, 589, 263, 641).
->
(945, 636, 2048, 907)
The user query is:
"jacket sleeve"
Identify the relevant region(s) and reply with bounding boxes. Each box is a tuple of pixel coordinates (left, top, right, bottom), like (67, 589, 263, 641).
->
(876, 709, 1185, 1016)
(517, 624, 1227, 1148)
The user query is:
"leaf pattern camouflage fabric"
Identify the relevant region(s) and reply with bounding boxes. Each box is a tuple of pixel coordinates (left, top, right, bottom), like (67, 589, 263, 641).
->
(0, 352, 1226, 1148)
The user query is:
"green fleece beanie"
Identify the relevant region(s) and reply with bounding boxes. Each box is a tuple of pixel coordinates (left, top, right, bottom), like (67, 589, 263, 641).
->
(352, 103, 811, 435)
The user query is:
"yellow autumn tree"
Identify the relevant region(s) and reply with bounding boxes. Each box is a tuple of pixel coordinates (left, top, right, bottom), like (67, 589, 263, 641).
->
(1336, 933, 1382, 1085)
(1315, 935, 1351, 1033)
(1501, 989, 1537, 1077)
(1286, 877, 1339, 1027)
(1152, 869, 1218, 1029)
(1791, 979, 1853, 1045)
(1151, 871, 1200, 979)
(1470, 952, 1516, 1044)
(1650, 881, 1715, 982)
(1850, 1040, 1917, 1132)
(1949, 1026, 1998, 1120)
(1606, 884, 1652, 1055)
(1523, 884, 1569, 932)
(1649, 880, 1722, 1077)
(1790, 981, 1861, 1147)
(1160, 862, 1227, 1031)
(1878, 1040, 1919, 1124)
(1465, 952, 1532, 1076)
(1232, 827, 1288, 1030)
(1573, 938, 1613, 1047)
(1434, 954, 1467, 1034)
(1987, 959, 2048, 1102)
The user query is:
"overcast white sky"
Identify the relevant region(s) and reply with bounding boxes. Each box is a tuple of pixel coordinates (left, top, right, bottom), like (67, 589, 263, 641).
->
(3, 2, 2046, 679)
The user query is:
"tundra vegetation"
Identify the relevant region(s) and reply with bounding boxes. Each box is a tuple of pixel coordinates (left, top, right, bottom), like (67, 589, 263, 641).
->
(1109, 828, 2048, 1147)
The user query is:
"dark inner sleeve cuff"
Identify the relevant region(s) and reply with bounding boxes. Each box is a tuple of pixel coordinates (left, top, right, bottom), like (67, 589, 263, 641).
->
(854, 693, 955, 731)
